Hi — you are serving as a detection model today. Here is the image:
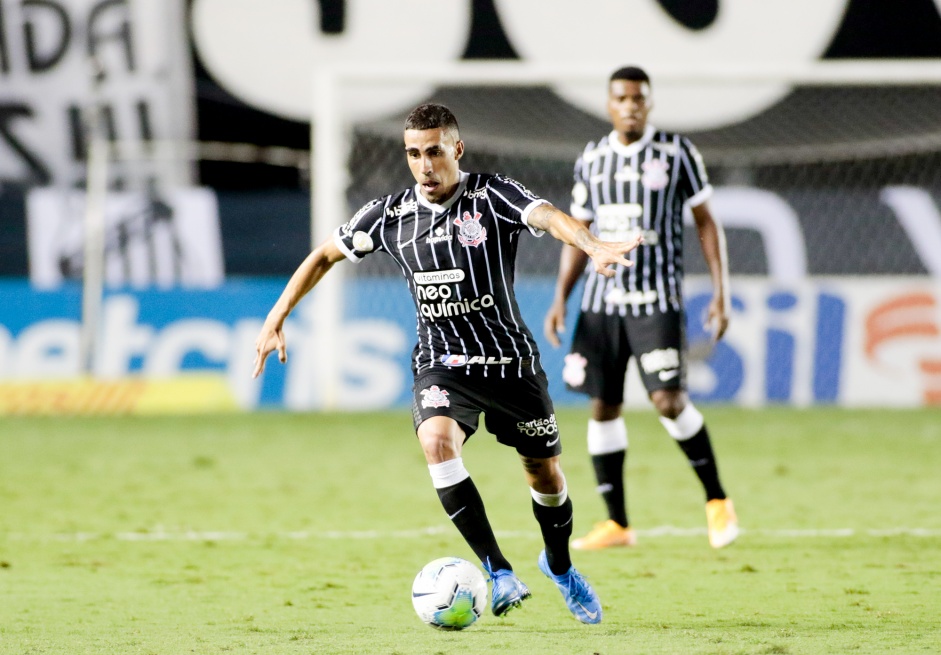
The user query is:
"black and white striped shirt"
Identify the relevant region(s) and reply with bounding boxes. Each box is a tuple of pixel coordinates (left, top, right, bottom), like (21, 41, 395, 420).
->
(335, 172, 547, 378)
(570, 125, 712, 316)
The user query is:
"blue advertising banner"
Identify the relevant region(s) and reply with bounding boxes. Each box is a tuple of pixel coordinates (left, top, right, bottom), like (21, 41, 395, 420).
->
(1, 277, 938, 413)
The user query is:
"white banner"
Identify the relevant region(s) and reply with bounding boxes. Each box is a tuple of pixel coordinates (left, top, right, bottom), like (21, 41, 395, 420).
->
(26, 187, 224, 289)
(0, 0, 194, 187)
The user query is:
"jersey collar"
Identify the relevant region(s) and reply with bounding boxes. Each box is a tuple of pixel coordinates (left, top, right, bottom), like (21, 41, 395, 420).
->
(608, 125, 656, 158)
(414, 171, 469, 212)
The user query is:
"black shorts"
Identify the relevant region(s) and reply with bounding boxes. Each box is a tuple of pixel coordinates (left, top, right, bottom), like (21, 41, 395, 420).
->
(563, 308, 687, 405)
(411, 369, 562, 459)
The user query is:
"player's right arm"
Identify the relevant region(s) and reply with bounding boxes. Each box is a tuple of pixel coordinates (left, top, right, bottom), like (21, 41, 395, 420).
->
(252, 237, 346, 378)
(544, 238, 590, 347)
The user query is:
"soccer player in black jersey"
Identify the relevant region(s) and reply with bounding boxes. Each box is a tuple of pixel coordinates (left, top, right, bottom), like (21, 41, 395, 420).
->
(544, 66, 739, 551)
(252, 103, 642, 624)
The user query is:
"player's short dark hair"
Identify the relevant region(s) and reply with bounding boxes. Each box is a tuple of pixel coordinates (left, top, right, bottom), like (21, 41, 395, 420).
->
(404, 103, 460, 134)
(610, 66, 651, 86)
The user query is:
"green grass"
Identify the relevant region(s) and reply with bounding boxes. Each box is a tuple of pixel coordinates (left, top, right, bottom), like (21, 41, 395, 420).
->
(0, 407, 939, 654)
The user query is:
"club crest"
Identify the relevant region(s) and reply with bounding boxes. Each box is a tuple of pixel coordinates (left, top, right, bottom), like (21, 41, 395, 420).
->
(420, 385, 451, 408)
(562, 353, 588, 387)
(454, 211, 487, 247)
(641, 159, 670, 191)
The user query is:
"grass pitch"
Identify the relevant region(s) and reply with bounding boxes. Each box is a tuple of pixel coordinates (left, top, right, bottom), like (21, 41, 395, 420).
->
(0, 407, 938, 654)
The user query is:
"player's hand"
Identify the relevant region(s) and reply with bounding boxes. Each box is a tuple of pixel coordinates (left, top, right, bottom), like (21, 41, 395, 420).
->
(705, 295, 730, 341)
(588, 235, 643, 278)
(543, 300, 567, 347)
(252, 321, 287, 378)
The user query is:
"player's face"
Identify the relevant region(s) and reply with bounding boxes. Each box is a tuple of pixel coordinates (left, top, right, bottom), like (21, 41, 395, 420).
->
(404, 127, 464, 204)
(608, 79, 652, 144)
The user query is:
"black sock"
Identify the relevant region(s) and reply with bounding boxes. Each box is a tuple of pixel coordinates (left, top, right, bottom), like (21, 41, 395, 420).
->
(675, 426, 726, 501)
(436, 477, 511, 571)
(590, 450, 628, 527)
(532, 497, 574, 575)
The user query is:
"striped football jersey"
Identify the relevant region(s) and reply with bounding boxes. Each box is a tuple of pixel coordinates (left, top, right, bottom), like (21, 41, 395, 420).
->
(570, 125, 712, 317)
(335, 171, 547, 378)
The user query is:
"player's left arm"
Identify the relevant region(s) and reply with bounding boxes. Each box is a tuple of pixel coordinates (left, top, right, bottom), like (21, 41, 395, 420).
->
(527, 203, 642, 278)
(691, 201, 730, 340)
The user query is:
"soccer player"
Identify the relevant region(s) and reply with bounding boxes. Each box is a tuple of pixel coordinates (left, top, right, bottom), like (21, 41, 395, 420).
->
(253, 103, 643, 624)
(543, 66, 739, 551)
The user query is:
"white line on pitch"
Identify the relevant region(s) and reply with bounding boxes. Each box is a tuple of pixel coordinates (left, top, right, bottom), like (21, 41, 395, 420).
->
(5, 526, 941, 542)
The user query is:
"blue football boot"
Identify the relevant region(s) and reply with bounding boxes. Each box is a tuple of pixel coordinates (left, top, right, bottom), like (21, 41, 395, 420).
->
(483, 558, 532, 617)
(537, 550, 602, 624)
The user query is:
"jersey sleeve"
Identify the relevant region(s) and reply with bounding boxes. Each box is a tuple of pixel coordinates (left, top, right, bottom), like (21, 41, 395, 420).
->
(678, 136, 713, 208)
(333, 197, 387, 263)
(488, 174, 548, 237)
(569, 146, 594, 221)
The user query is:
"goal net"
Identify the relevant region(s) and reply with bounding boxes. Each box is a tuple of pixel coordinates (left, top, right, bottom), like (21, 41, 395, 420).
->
(307, 61, 941, 408)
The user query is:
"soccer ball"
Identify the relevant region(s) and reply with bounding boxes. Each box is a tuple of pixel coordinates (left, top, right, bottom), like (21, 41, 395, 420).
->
(411, 557, 488, 630)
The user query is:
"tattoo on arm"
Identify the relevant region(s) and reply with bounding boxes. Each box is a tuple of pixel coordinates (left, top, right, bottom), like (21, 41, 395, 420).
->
(529, 204, 558, 231)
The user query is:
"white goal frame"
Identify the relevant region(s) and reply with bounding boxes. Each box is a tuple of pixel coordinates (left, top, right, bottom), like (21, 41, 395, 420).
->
(308, 59, 941, 409)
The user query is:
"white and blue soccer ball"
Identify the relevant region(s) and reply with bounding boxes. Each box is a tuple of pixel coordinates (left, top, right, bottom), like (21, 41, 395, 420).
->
(411, 557, 488, 630)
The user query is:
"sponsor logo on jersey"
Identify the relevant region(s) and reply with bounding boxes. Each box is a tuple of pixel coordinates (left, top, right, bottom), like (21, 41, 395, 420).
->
(596, 203, 643, 241)
(614, 167, 641, 183)
(351, 199, 381, 222)
(640, 348, 680, 374)
(420, 385, 450, 408)
(651, 142, 678, 156)
(454, 211, 487, 247)
(439, 354, 514, 367)
(386, 199, 419, 217)
(516, 415, 558, 437)
(495, 174, 536, 199)
(414, 269, 465, 285)
(562, 353, 588, 387)
(464, 187, 488, 200)
(604, 288, 659, 306)
(641, 159, 670, 190)
(417, 290, 496, 322)
(352, 231, 374, 252)
(425, 227, 452, 244)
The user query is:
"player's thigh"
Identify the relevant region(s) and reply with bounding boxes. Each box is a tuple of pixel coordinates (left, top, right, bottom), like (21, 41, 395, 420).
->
(412, 372, 482, 439)
(565, 311, 631, 405)
(626, 308, 688, 393)
(484, 371, 562, 459)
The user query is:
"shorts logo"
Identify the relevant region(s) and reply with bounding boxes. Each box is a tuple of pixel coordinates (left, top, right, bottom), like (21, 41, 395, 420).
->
(517, 415, 558, 437)
(420, 385, 450, 408)
(562, 353, 588, 387)
(640, 348, 680, 374)
(641, 159, 670, 191)
(454, 211, 487, 247)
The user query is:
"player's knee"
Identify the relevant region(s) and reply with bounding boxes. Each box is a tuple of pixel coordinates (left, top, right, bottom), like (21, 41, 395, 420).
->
(659, 403, 704, 441)
(417, 419, 463, 463)
(651, 390, 685, 419)
(587, 417, 628, 455)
